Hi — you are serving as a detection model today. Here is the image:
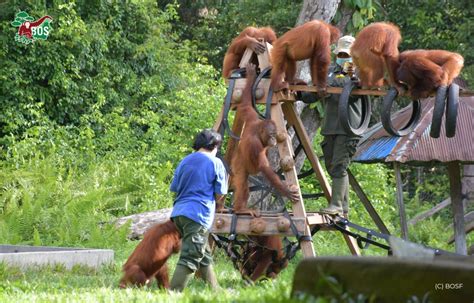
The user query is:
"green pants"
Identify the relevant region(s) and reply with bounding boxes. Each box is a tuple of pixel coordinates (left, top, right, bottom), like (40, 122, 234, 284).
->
(321, 135, 359, 178)
(172, 216, 213, 272)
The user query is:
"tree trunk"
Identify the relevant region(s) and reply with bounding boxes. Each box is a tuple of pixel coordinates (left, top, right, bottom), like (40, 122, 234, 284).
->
(292, 0, 341, 174)
(297, 0, 341, 25)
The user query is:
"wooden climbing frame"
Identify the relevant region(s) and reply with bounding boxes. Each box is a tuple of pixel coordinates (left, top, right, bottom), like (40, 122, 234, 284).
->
(211, 44, 362, 257)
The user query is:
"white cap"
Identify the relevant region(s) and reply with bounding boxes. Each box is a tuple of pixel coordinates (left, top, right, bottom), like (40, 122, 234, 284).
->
(333, 35, 355, 55)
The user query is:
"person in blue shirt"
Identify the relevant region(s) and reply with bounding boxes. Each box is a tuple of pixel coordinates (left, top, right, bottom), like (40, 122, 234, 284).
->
(169, 128, 228, 291)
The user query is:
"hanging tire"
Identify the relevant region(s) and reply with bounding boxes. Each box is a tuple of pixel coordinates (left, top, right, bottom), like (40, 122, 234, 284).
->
(430, 85, 448, 138)
(338, 80, 371, 136)
(251, 67, 272, 119)
(381, 87, 422, 137)
(445, 83, 459, 138)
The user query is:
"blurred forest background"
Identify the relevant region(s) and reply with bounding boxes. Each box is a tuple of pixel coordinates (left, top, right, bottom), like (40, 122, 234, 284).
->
(0, 0, 472, 254)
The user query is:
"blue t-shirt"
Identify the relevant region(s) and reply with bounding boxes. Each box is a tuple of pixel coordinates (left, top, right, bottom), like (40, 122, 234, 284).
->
(170, 151, 228, 229)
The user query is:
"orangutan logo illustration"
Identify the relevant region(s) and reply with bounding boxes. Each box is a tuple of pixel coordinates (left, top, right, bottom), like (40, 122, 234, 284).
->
(11, 11, 53, 45)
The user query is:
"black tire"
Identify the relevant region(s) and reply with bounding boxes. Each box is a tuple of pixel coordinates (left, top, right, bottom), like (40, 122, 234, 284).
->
(221, 68, 246, 140)
(338, 80, 371, 136)
(430, 85, 448, 138)
(252, 67, 272, 119)
(381, 87, 422, 137)
(445, 83, 459, 138)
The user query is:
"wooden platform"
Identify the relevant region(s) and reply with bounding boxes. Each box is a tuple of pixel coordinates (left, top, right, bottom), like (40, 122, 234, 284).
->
(210, 212, 334, 236)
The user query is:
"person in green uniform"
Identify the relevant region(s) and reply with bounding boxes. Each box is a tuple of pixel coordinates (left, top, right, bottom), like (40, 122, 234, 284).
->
(319, 35, 362, 217)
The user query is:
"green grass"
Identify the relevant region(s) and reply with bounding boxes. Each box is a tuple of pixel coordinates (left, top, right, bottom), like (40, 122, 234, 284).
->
(0, 246, 299, 303)
(0, 220, 464, 303)
(0, 232, 387, 303)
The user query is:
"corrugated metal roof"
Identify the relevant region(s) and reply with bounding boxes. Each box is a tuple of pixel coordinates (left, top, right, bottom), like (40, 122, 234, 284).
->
(353, 97, 474, 164)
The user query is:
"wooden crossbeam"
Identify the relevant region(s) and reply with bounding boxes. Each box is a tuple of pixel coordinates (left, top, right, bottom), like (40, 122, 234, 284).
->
(210, 212, 334, 236)
(288, 85, 474, 97)
(211, 213, 305, 236)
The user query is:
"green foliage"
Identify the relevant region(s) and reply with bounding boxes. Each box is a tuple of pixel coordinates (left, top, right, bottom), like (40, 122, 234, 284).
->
(335, 0, 378, 32)
(377, 0, 473, 82)
(158, 0, 302, 71)
(0, 0, 225, 247)
(0, 155, 170, 248)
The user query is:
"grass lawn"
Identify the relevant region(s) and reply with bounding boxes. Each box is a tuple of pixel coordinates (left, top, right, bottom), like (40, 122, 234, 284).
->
(0, 232, 374, 303)
(0, 242, 302, 303)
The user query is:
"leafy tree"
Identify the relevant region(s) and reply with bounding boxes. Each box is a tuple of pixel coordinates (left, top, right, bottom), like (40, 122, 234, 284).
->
(158, 0, 303, 71)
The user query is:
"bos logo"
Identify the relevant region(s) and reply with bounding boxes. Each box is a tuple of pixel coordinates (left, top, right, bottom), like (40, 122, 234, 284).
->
(11, 11, 53, 45)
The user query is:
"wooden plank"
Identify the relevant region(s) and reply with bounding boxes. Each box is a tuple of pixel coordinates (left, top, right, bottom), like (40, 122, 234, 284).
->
(306, 213, 332, 226)
(271, 103, 315, 257)
(213, 106, 225, 131)
(448, 211, 474, 229)
(279, 102, 360, 255)
(447, 161, 467, 255)
(448, 221, 474, 244)
(281, 102, 332, 200)
(408, 198, 451, 226)
(447, 211, 474, 244)
(210, 213, 306, 236)
(288, 85, 474, 97)
(348, 170, 391, 235)
(257, 42, 273, 70)
(394, 163, 409, 240)
(231, 78, 275, 104)
(238, 48, 254, 68)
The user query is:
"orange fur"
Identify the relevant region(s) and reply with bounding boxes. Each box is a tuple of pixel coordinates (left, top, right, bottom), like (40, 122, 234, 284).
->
(351, 22, 402, 88)
(270, 20, 340, 92)
(231, 64, 299, 216)
(241, 236, 288, 281)
(119, 220, 181, 289)
(397, 49, 464, 99)
(223, 27, 277, 78)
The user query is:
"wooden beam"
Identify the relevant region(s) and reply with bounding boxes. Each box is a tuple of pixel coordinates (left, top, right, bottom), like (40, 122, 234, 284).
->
(281, 102, 332, 200)
(448, 221, 474, 244)
(210, 213, 306, 236)
(348, 170, 391, 235)
(447, 211, 474, 231)
(271, 103, 315, 257)
(447, 161, 467, 255)
(279, 102, 360, 255)
(394, 163, 409, 240)
(288, 85, 474, 97)
(307, 213, 332, 226)
(257, 42, 273, 70)
(408, 198, 451, 226)
(213, 106, 225, 131)
(447, 211, 474, 244)
(238, 48, 254, 68)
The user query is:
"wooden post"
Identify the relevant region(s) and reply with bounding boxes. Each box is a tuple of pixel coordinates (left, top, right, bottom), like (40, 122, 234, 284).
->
(271, 102, 315, 257)
(281, 102, 331, 200)
(280, 102, 360, 256)
(213, 106, 225, 131)
(447, 161, 467, 255)
(394, 162, 408, 240)
(348, 170, 391, 235)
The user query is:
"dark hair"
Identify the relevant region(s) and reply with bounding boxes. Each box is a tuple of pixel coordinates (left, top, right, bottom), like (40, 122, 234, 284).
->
(192, 129, 222, 151)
